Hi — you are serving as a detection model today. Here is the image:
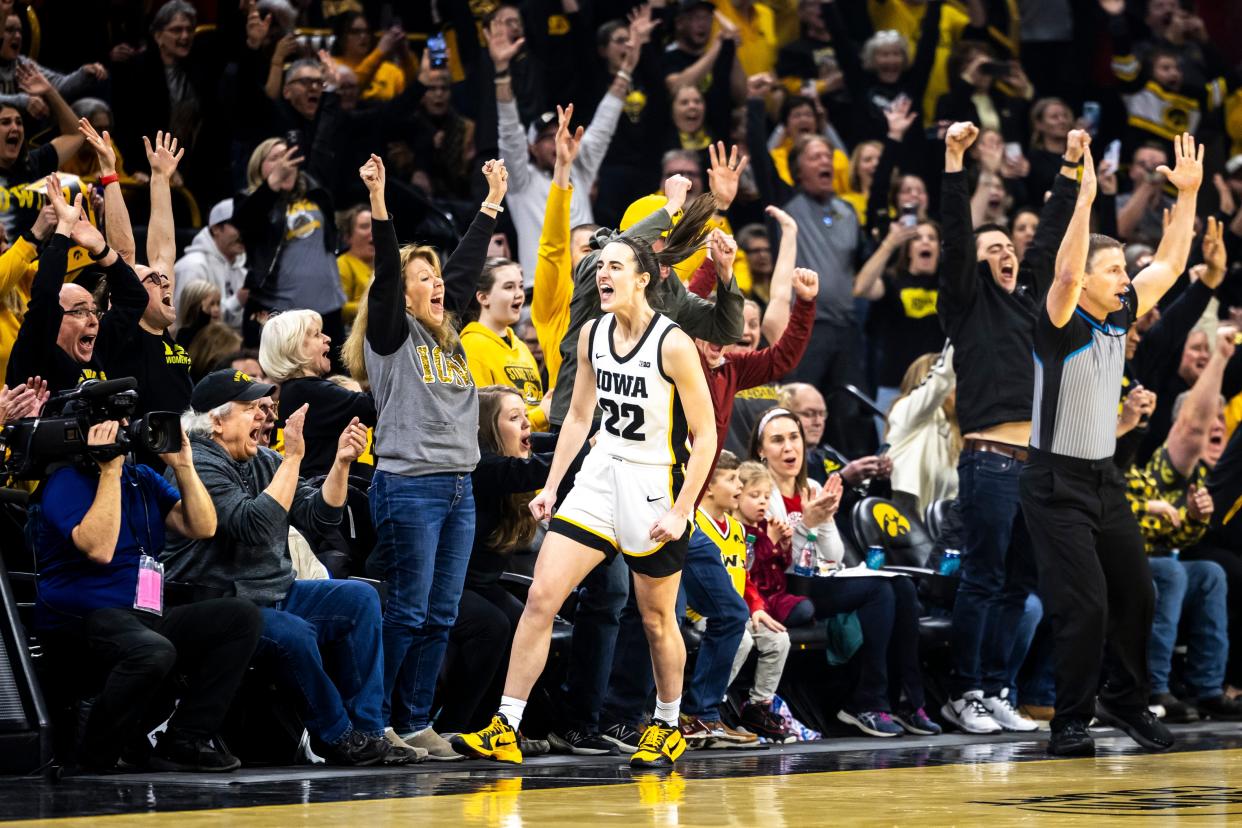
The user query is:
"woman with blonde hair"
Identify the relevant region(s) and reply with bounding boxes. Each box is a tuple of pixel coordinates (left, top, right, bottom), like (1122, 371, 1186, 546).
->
(885, 346, 960, 514)
(174, 278, 221, 349)
(349, 152, 507, 760)
(261, 308, 376, 479)
(233, 137, 345, 363)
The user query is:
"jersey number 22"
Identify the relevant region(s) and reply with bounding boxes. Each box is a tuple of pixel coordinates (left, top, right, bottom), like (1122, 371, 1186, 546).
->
(599, 398, 646, 439)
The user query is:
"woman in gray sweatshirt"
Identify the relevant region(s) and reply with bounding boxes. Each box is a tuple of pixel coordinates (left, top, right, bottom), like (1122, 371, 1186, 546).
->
(341, 153, 508, 759)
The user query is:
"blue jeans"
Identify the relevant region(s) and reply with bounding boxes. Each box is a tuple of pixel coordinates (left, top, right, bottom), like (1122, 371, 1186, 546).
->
(953, 450, 1037, 695)
(1148, 557, 1229, 698)
(562, 552, 630, 731)
(369, 470, 475, 732)
(1005, 593, 1043, 703)
(682, 532, 750, 721)
(260, 579, 385, 742)
(600, 583, 653, 726)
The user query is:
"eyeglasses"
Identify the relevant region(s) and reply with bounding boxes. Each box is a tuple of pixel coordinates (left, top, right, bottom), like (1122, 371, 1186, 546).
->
(288, 77, 326, 89)
(141, 272, 171, 287)
(64, 308, 103, 320)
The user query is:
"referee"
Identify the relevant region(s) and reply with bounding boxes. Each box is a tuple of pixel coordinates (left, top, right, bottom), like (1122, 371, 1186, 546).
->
(1019, 133, 1204, 757)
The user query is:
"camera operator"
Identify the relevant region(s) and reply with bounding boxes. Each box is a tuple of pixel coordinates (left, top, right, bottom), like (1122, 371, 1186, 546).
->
(4, 176, 148, 393)
(162, 369, 418, 766)
(28, 415, 263, 773)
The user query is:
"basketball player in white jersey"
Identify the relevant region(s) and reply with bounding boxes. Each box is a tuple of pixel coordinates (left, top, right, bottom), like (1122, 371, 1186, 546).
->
(452, 203, 719, 771)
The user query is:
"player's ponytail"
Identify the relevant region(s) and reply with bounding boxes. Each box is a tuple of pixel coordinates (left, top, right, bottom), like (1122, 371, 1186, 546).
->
(654, 193, 717, 268)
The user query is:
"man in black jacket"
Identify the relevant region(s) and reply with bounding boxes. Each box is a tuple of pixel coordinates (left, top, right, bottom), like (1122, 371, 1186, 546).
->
(937, 121, 1084, 735)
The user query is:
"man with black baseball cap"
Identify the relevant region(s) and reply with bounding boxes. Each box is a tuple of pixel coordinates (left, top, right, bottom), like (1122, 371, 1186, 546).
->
(162, 369, 422, 766)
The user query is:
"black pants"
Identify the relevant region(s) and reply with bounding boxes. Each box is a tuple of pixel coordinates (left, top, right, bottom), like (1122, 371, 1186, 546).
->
(1181, 543, 1242, 687)
(437, 585, 525, 733)
(77, 599, 263, 766)
(790, 574, 925, 712)
(1019, 453, 1154, 729)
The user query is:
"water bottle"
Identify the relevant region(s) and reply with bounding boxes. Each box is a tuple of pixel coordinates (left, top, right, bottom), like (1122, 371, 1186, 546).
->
(744, 533, 757, 571)
(793, 529, 817, 576)
(866, 545, 886, 570)
(939, 548, 961, 577)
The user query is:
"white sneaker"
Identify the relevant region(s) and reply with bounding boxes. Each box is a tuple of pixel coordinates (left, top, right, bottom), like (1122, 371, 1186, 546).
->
(981, 689, 1039, 732)
(940, 690, 1002, 734)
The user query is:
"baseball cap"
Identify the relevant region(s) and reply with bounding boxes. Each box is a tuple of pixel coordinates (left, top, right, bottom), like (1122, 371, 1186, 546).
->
(208, 198, 235, 227)
(191, 369, 276, 413)
(526, 111, 557, 145)
(1226, 154, 1242, 177)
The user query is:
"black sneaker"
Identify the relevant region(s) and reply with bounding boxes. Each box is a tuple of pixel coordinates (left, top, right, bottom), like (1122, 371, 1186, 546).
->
(149, 732, 241, 773)
(739, 701, 797, 743)
(519, 734, 551, 756)
(547, 728, 617, 756)
(1150, 692, 1199, 723)
(377, 736, 422, 765)
(601, 721, 643, 754)
(1196, 694, 1242, 721)
(316, 727, 388, 767)
(1095, 701, 1174, 752)
(1048, 720, 1095, 757)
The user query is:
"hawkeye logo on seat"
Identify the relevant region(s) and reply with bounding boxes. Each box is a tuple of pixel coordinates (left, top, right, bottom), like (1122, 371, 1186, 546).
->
(872, 503, 910, 538)
(596, 369, 649, 398)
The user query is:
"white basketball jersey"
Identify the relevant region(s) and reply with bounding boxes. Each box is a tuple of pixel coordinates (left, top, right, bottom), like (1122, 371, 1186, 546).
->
(589, 312, 690, 468)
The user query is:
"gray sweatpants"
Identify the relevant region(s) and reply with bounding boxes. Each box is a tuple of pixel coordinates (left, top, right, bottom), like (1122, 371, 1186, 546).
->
(728, 619, 791, 704)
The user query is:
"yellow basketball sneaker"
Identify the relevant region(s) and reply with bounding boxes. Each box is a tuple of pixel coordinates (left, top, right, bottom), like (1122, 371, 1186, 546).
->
(630, 719, 686, 770)
(450, 715, 523, 764)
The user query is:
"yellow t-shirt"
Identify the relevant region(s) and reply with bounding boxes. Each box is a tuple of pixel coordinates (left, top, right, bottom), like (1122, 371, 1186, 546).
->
(867, 0, 970, 127)
(337, 252, 372, 325)
(687, 509, 748, 621)
(713, 0, 777, 77)
(460, 321, 549, 430)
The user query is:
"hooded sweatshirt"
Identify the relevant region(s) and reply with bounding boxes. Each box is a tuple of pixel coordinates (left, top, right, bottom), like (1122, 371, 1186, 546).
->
(162, 436, 342, 606)
(173, 226, 248, 329)
(460, 320, 548, 430)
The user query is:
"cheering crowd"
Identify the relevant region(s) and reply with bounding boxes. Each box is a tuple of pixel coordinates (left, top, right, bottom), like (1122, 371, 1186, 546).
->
(2, 0, 1242, 772)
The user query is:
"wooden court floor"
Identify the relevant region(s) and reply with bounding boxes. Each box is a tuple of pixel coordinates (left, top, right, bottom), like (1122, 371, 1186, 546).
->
(4, 723, 1242, 826)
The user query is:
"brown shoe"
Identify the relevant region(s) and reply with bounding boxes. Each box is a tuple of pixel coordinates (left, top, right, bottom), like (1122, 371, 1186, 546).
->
(700, 720, 760, 749)
(1018, 704, 1054, 725)
(678, 714, 713, 749)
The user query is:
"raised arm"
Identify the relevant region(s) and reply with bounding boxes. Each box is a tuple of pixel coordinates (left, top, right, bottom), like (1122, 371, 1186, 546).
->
(532, 105, 581, 380)
(78, 118, 136, 266)
(161, 427, 216, 540)
(664, 36, 723, 94)
(1020, 129, 1088, 296)
(652, 328, 717, 543)
(938, 122, 981, 316)
(16, 62, 84, 160)
(1167, 326, 1234, 476)
(761, 204, 798, 343)
(1132, 133, 1204, 316)
(491, 27, 533, 195)
(1047, 142, 1097, 328)
(359, 155, 408, 357)
(854, 223, 914, 300)
(144, 131, 184, 275)
(321, 418, 368, 508)
(443, 160, 505, 315)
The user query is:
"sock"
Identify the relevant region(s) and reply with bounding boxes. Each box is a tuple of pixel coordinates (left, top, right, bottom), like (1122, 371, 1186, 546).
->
(498, 696, 527, 731)
(654, 696, 681, 726)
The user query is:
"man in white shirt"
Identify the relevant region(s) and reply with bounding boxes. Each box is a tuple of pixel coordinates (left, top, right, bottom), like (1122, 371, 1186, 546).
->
(173, 199, 247, 330)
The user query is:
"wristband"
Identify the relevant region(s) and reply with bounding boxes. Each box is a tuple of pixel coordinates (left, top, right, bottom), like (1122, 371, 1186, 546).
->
(616, 69, 632, 83)
(482, 201, 505, 213)
(1061, 155, 1084, 168)
(494, 69, 511, 80)
(91, 243, 111, 261)
(99, 173, 120, 187)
